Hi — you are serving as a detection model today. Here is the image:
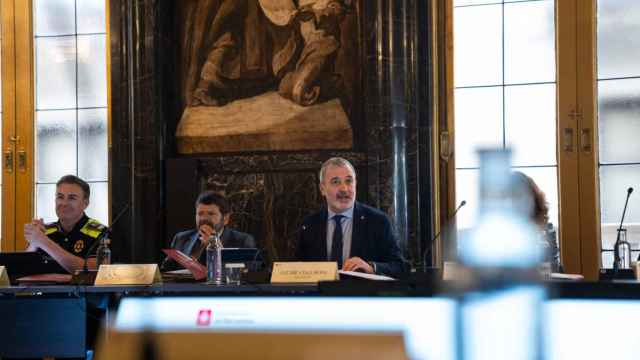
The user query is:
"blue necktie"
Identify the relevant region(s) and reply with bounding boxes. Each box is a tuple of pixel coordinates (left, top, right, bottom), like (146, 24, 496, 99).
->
(331, 215, 344, 267)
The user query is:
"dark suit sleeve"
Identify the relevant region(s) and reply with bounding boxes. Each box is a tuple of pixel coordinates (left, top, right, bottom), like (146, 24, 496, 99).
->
(243, 233, 256, 248)
(370, 215, 408, 277)
(160, 233, 182, 272)
(224, 229, 256, 249)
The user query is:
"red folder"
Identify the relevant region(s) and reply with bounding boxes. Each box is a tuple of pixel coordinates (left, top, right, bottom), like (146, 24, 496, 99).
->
(17, 273, 72, 284)
(162, 249, 207, 280)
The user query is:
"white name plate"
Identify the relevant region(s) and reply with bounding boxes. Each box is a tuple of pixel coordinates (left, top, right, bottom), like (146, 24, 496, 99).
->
(442, 261, 460, 281)
(95, 264, 162, 286)
(271, 262, 338, 283)
(0, 266, 9, 287)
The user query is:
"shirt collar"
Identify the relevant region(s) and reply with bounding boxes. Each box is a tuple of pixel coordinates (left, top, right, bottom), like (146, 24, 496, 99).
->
(57, 213, 89, 235)
(328, 206, 354, 220)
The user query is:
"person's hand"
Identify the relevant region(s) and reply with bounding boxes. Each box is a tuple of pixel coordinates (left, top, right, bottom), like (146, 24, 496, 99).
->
(31, 218, 46, 232)
(198, 223, 215, 245)
(24, 222, 49, 250)
(342, 257, 374, 274)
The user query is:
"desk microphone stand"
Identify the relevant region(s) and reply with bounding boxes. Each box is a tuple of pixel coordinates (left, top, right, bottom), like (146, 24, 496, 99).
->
(71, 231, 107, 285)
(71, 205, 129, 285)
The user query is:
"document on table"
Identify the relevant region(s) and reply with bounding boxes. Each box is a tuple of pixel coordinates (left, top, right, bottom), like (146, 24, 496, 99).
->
(338, 270, 395, 281)
(550, 273, 584, 281)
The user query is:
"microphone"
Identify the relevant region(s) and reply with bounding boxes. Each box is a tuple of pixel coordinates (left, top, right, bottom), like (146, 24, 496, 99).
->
(423, 200, 466, 272)
(241, 248, 270, 284)
(250, 247, 265, 271)
(81, 204, 130, 273)
(613, 187, 633, 272)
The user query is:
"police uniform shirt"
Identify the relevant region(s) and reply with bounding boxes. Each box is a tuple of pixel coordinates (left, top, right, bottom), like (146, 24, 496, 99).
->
(41, 213, 106, 258)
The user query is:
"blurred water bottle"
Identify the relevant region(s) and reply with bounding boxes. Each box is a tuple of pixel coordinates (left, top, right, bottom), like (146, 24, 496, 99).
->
(615, 228, 631, 270)
(96, 238, 111, 266)
(456, 148, 545, 360)
(206, 232, 223, 285)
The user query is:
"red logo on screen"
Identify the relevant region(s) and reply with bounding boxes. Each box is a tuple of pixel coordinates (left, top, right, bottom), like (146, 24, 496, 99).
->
(196, 309, 212, 326)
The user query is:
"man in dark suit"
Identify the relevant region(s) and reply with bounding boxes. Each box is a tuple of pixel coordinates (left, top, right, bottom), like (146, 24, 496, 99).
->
(161, 191, 255, 271)
(296, 157, 407, 277)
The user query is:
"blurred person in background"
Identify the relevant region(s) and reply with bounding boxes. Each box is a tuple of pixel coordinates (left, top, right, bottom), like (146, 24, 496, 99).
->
(512, 171, 562, 272)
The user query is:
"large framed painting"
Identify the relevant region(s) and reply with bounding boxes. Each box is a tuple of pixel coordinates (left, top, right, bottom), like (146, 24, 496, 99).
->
(175, 0, 361, 154)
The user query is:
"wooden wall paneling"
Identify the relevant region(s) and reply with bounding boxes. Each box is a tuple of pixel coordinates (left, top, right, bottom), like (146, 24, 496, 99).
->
(13, 0, 33, 252)
(1, 0, 17, 251)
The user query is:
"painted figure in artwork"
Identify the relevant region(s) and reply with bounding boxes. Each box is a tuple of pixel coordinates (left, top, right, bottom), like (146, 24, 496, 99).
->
(191, 0, 352, 107)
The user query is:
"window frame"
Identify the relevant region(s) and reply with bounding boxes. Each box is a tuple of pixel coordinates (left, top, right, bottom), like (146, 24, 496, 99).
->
(444, 0, 602, 279)
(0, 0, 111, 251)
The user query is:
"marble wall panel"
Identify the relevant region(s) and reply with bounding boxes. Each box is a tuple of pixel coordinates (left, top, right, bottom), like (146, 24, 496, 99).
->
(193, 152, 368, 261)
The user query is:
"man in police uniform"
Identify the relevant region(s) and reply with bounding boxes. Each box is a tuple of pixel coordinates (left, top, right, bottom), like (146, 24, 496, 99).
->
(24, 175, 106, 273)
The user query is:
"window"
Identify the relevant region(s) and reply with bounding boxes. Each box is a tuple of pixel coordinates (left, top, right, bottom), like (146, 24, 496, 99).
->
(0, 0, 109, 250)
(33, 0, 108, 224)
(453, 0, 558, 232)
(597, 1, 640, 267)
(449, 0, 640, 277)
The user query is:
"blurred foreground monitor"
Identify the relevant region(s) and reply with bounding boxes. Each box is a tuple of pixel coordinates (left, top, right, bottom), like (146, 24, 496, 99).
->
(99, 295, 640, 360)
(103, 297, 456, 360)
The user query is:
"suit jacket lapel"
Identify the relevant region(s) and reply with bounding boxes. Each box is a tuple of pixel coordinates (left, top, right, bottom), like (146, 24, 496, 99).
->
(220, 228, 231, 247)
(318, 209, 328, 260)
(186, 230, 201, 256)
(350, 202, 365, 257)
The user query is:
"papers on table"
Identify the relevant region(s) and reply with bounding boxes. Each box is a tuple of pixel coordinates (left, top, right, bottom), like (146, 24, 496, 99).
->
(338, 270, 395, 281)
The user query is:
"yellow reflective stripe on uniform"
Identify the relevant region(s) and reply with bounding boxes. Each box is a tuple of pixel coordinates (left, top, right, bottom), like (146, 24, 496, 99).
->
(80, 219, 105, 238)
(44, 227, 57, 235)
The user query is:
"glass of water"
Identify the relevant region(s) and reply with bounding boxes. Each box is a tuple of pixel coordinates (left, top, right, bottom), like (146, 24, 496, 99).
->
(225, 263, 245, 285)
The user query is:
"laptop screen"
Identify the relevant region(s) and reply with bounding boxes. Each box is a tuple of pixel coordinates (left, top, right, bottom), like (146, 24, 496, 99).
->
(221, 248, 261, 263)
(0, 252, 67, 281)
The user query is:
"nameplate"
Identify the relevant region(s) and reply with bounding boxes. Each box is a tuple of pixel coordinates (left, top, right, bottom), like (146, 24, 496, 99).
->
(0, 266, 9, 287)
(442, 261, 460, 281)
(94, 264, 162, 286)
(271, 262, 338, 283)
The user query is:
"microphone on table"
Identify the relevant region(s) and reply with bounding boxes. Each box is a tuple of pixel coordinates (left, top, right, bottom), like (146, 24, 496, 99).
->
(613, 187, 633, 273)
(79, 204, 130, 274)
(423, 200, 467, 272)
